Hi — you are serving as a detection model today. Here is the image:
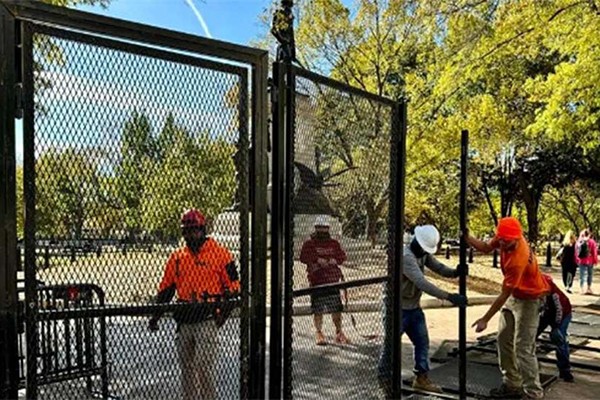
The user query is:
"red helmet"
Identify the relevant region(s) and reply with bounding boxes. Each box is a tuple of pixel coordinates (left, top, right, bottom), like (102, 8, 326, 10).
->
(181, 209, 205, 229)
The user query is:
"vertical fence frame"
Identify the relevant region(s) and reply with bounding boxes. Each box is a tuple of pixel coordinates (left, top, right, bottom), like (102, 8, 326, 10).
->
(390, 101, 407, 399)
(282, 62, 296, 400)
(269, 61, 286, 399)
(459, 129, 469, 399)
(1, 2, 413, 399)
(21, 19, 38, 400)
(0, 4, 19, 399)
(3, 1, 270, 398)
(250, 52, 270, 400)
(278, 63, 406, 399)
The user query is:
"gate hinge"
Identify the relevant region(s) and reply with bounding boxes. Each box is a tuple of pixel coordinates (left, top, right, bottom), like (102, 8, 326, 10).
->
(15, 83, 23, 119)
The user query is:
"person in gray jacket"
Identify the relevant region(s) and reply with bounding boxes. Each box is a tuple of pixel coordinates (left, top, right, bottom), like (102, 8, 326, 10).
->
(378, 225, 467, 395)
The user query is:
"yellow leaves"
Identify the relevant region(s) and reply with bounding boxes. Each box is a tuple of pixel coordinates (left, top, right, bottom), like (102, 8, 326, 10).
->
(284, 0, 600, 234)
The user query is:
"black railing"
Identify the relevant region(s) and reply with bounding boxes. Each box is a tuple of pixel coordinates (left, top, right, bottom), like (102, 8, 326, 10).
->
(17, 283, 109, 398)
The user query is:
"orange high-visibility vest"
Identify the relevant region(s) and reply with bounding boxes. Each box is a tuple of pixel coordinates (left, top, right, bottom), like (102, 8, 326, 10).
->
(159, 238, 240, 301)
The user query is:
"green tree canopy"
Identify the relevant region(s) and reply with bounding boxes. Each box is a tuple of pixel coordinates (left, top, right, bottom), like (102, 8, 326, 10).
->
(270, 0, 600, 242)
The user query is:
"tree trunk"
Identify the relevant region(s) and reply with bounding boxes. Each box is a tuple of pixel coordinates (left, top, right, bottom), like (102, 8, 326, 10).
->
(517, 171, 542, 246)
(482, 177, 498, 225)
(365, 200, 383, 249)
(525, 199, 540, 246)
(368, 195, 390, 249)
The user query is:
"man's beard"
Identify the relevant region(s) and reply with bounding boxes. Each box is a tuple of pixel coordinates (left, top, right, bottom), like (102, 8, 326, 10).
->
(185, 236, 206, 252)
(313, 232, 331, 240)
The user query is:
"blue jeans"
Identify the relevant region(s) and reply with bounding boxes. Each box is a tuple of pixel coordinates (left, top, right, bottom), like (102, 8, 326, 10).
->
(539, 314, 571, 373)
(378, 306, 430, 379)
(579, 264, 593, 288)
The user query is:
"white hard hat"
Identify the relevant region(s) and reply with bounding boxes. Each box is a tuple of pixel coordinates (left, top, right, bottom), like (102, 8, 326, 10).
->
(414, 225, 440, 254)
(314, 215, 330, 227)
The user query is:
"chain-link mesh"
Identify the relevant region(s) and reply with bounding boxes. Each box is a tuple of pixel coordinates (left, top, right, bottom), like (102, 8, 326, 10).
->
(21, 26, 252, 399)
(288, 69, 398, 400)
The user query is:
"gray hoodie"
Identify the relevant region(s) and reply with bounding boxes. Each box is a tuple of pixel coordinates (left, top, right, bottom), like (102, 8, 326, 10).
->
(402, 245, 456, 310)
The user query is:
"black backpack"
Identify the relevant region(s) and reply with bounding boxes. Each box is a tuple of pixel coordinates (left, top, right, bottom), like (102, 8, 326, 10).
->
(578, 240, 590, 258)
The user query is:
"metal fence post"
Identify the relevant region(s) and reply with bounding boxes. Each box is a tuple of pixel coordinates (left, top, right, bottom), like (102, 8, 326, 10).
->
(0, 4, 19, 398)
(458, 129, 469, 400)
(391, 101, 407, 399)
(282, 64, 296, 400)
(269, 61, 286, 400)
(21, 20, 39, 400)
(249, 51, 269, 400)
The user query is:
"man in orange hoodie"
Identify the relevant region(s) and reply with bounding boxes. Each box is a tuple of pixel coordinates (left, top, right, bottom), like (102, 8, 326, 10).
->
(467, 217, 549, 400)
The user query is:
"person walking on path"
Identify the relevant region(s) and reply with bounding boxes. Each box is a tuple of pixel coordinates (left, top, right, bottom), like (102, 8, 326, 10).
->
(148, 209, 240, 400)
(378, 224, 467, 395)
(575, 229, 598, 295)
(468, 217, 550, 400)
(299, 215, 350, 346)
(537, 274, 574, 383)
(556, 231, 577, 293)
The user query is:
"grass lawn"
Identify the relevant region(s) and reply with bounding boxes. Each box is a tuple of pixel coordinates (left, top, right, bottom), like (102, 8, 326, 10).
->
(29, 244, 547, 305)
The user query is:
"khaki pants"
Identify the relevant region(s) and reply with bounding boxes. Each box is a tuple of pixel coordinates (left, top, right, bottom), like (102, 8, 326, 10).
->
(176, 322, 218, 400)
(497, 297, 543, 398)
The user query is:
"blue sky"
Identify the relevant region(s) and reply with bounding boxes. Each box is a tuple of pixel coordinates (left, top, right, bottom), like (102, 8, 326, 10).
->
(77, 0, 272, 46)
(16, 0, 273, 163)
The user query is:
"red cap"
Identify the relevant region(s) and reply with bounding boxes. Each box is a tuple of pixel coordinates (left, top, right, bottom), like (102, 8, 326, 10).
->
(496, 217, 522, 240)
(181, 209, 205, 229)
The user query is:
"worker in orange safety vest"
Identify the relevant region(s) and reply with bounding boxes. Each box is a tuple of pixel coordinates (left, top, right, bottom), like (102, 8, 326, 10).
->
(149, 208, 240, 400)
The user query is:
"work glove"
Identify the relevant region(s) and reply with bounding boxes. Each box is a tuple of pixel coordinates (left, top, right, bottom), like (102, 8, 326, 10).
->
(447, 293, 468, 307)
(214, 291, 236, 328)
(453, 263, 469, 277)
(214, 308, 229, 328)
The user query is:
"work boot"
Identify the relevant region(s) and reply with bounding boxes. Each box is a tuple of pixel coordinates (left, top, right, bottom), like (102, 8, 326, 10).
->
(559, 370, 574, 382)
(412, 373, 442, 393)
(316, 331, 326, 346)
(489, 383, 522, 399)
(335, 331, 350, 344)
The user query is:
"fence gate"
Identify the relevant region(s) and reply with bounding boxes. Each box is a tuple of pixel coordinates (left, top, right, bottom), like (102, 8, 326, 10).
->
(0, 1, 268, 399)
(270, 61, 407, 399)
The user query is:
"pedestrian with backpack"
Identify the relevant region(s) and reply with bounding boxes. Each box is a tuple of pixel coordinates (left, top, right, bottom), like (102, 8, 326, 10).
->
(556, 231, 577, 293)
(575, 229, 598, 295)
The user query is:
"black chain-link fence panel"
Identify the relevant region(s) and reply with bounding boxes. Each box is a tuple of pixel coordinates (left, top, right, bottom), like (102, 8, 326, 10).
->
(21, 25, 252, 399)
(288, 68, 399, 400)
